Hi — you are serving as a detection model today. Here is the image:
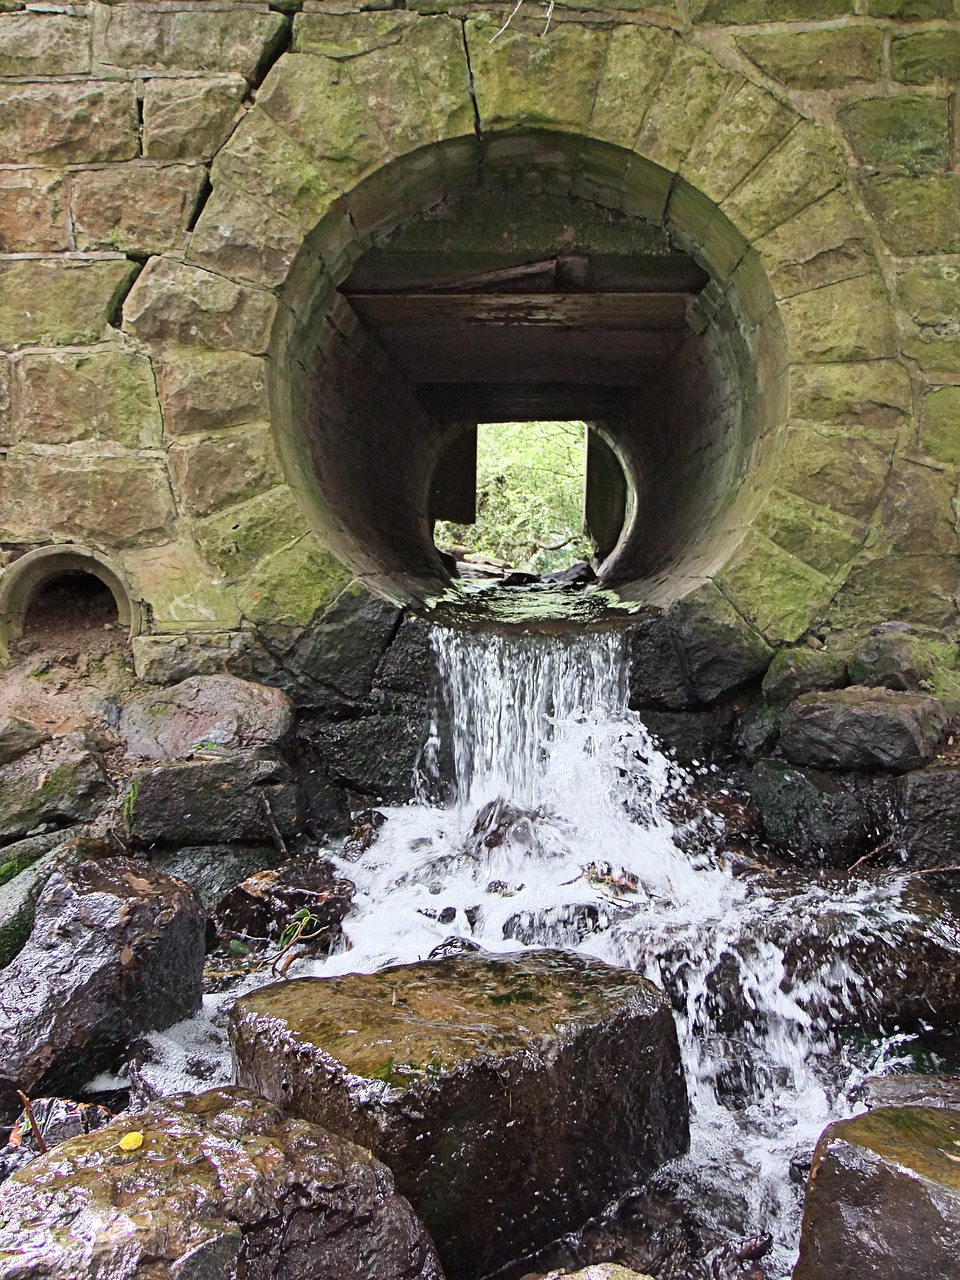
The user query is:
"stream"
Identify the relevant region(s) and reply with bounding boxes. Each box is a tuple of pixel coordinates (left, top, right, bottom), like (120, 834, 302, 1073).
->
(131, 625, 959, 1278)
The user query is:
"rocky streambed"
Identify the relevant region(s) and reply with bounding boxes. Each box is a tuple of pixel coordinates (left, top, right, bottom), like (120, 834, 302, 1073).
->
(3, 590, 960, 1278)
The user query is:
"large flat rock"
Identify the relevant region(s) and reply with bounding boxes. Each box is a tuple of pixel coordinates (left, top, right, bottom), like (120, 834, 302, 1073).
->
(230, 950, 687, 1280)
(0, 1087, 442, 1280)
(794, 1106, 960, 1280)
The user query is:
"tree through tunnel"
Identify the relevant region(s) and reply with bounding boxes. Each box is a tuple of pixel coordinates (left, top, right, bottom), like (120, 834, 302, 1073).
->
(273, 135, 788, 610)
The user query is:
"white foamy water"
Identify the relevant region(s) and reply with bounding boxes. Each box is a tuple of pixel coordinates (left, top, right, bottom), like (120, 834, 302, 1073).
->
(128, 625, 952, 1276)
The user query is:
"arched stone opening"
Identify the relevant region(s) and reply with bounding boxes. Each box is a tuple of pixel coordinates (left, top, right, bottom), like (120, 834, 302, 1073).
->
(0, 546, 140, 659)
(271, 133, 788, 609)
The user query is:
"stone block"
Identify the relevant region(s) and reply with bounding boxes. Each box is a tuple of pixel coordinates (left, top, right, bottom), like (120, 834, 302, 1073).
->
(187, 185, 304, 290)
(124, 538, 241, 631)
(691, 0, 849, 15)
(95, 6, 287, 81)
(169, 424, 283, 517)
(780, 275, 896, 362)
(829, 552, 960, 632)
(257, 53, 394, 190)
(0, 359, 10, 448)
(682, 81, 795, 205)
(588, 23, 673, 149)
(142, 75, 246, 161)
(0, 1089, 443, 1280)
(0, 169, 68, 253)
(0, 833, 104, 970)
(780, 687, 947, 771)
(794, 1108, 960, 1280)
(0, 11, 90, 75)
(0, 81, 138, 165)
(293, 10, 419, 57)
(737, 26, 882, 90)
(895, 767, 960, 866)
(14, 347, 163, 449)
(0, 258, 138, 350)
(122, 257, 277, 354)
(230, 951, 687, 1280)
(235, 537, 352, 626)
(715, 530, 832, 643)
(863, 175, 960, 254)
(194, 487, 306, 577)
(871, 460, 959, 558)
(870, 0, 953, 12)
(892, 29, 960, 83)
(131, 631, 253, 686)
(0, 453, 175, 545)
(634, 45, 735, 173)
(848, 631, 943, 693)
(125, 750, 299, 847)
(762, 648, 848, 705)
(922, 386, 960, 465)
(0, 742, 110, 843)
(754, 489, 865, 578)
(756, 190, 873, 300)
(790, 361, 912, 429)
(121, 675, 294, 761)
(841, 95, 949, 175)
(287, 586, 401, 701)
(724, 123, 844, 240)
(666, 582, 774, 702)
(154, 347, 269, 437)
(898, 260, 960, 326)
(212, 107, 340, 232)
(777, 424, 897, 522)
(71, 164, 206, 255)
(466, 18, 609, 134)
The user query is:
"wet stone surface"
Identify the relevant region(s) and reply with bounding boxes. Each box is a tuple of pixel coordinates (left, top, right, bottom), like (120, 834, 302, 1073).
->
(794, 1106, 960, 1280)
(120, 673, 294, 759)
(230, 949, 687, 1280)
(0, 1087, 443, 1280)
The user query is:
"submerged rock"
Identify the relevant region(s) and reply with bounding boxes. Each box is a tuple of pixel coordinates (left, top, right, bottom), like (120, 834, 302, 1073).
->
(794, 1106, 960, 1279)
(0, 1087, 443, 1280)
(230, 950, 687, 1280)
(779, 686, 947, 772)
(214, 855, 353, 947)
(120, 673, 294, 759)
(0, 857, 204, 1118)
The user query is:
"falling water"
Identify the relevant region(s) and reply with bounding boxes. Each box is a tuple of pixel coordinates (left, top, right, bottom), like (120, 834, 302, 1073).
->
(130, 625, 960, 1276)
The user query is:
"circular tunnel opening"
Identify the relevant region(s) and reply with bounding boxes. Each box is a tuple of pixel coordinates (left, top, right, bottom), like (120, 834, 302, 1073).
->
(23, 571, 120, 641)
(275, 135, 786, 610)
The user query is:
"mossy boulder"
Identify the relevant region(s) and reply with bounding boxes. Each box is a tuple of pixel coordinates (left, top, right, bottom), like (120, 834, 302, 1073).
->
(230, 950, 688, 1279)
(0, 1088, 443, 1280)
(780, 687, 948, 772)
(746, 759, 885, 865)
(119, 674, 294, 760)
(761, 648, 848, 706)
(0, 737, 111, 842)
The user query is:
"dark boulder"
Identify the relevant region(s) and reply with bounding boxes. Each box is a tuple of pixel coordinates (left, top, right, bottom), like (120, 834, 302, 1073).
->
(779, 687, 947, 772)
(375, 617, 438, 698)
(641, 706, 734, 767)
(289, 588, 401, 702)
(304, 711, 430, 803)
(893, 766, 960, 868)
(847, 630, 946, 692)
(0, 857, 204, 1118)
(230, 949, 687, 1280)
(124, 749, 299, 848)
(760, 648, 847, 706)
(667, 585, 773, 704)
(0, 1087, 443, 1280)
(794, 1106, 960, 1280)
(120, 674, 294, 759)
(745, 759, 888, 865)
(215, 855, 353, 948)
(0, 736, 111, 842)
(0, 835, 111, 968)
(149, 843, 282, 908)
(0, 717, 47, 768)
(627, 611, 695, 711)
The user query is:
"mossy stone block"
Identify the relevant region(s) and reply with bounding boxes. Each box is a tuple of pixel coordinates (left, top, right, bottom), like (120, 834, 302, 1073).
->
(863, 175, 960, 254)
(868, 0, 953, 13)
(294, 10, 418, 57)
(830, 553, 960, 631)
(0, 259, 137, 350)
(16, 346, 163, 448)
(892, 30, 960, 83)
(589, 23, 673, 150)
(682, 81, 796, 205)
(95, 6, 286, 81)
(780, 275, 896, 362)
(873, 459, 960, 558)
(0, 11, 90, 75)
(71, 163, 206, 255)
(898, 261, 960, 326)
(840, 96, 949, 175)
(755, 488, 865, 577)
(904, 335, 960, 373)
(143, 75, 246, 162)
(922, 387, 960, 465)
(716, 530, 833, 643)
(756, 190, 872, 300)
(790, 361, 912, 429)
(692, 0, 850, 18)
(777, 424, 897, 522)
(155, 347, 269, 437)
(236, 536, 352, 626)
(762, 647, 848, 705)
(125, 538, 241, 630)
(635, 45, 735, 173)
(122, 257, 277, 354)
(737, 27, 882, 90)
(724, 122, 844, 240)
(188, 186, 303, 291)
(169, 424, 283, 518)
(0, 81, 138, 165)
(194, 486, 306, 578)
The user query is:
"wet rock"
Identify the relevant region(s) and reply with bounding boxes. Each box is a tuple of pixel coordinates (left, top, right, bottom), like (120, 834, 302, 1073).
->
(861, 1073, 960, 1111)
(375, 616, 438, 697)
(0, 1087, 443, 1280)
(501, 570, 540, 586)
(289, 588, 401, 702)
(0, 857, 204, 1118)
(893, 765, 960, 867)
(0, 737, 110, 842)
(149, 843, 281, 909)
(779, 686, 947, 772)
(667, 585, 773, 704)
(794, 1106, 960, 1280)
(214, 855, 353, 947)
(304, 711, 430, 804)
(465, 798, 556, 857)
(848, 630, 944, 692)
(543, 1268, 654, 1280)
(0, 835, 111, 968)
(0, 717, 47, 767)
(502, 902, 613, 946)
(120, 673, 294, 759)
(0, 1097, 112, 1184)
(342, 807, 387, 860)
(760, 648, 847, 706)
(745, 759, 887, 865)
(230, 949, 688, 1280)
(124, 748, 299, 847)
(627, 611, 694, 711)
(642, 706, 734, 767)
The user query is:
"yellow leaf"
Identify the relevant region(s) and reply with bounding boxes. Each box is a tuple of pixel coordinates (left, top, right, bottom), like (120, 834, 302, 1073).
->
(118, 1131, 144, 1151)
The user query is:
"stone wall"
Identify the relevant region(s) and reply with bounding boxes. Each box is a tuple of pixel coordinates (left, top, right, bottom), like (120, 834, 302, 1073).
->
(1, 0, 958, 664)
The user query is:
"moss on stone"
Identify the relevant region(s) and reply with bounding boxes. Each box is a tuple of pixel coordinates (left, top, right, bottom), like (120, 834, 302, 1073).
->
(756, 190, 872, 300)
(780, 275, 896, 362)
(589, 23, 673, 150)
(723, 122, 844, 241)
(822, 1107, 960, 1191)
(682, 81, 795, 205)
(0, 259, 137, 349)
(777, 424, 897, 523)
(194, 486, 306, 578)
(715, 530, 833, 643)
(892, 30, 960, 84)
(790, 361, 912, 429)
(236, 536, 351, 626)
(863, 175, 960, 254)
(898, 261, 960, 327)
(840, 96, 949, 174)
(737, 27, 882, 90)
(921, 387, 960, 465)
(754, 488, 865, 578)
(635, 44, 735, 173)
